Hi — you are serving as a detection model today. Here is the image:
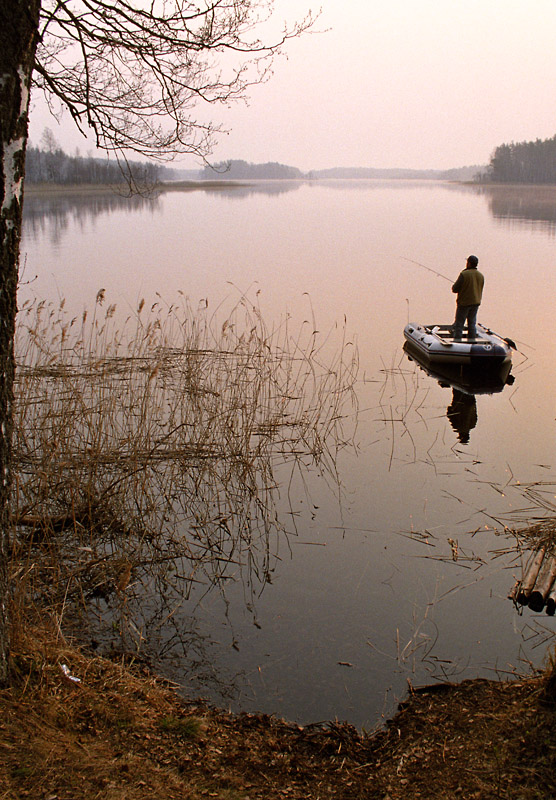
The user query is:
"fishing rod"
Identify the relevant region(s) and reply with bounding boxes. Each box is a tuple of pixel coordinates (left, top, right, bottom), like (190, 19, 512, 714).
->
(401, 256, 453, 283)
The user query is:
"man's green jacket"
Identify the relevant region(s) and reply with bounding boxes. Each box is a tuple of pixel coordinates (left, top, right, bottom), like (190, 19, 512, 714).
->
(452, 267, 484, 306)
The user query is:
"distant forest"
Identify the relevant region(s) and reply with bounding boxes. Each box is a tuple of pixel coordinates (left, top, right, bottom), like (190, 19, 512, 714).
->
(202, 160, 483, 182)
(26, 129, 487, 185)
(26, 143, 162, 185)
(201, 160, 303, 179)
(485, 134, 556, 183)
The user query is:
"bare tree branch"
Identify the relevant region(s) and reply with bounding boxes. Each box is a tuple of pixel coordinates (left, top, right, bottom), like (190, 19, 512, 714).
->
(32, 0, 318, 160)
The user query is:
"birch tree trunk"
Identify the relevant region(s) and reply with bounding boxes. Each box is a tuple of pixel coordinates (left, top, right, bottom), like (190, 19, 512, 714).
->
(0, 0, 40, 684)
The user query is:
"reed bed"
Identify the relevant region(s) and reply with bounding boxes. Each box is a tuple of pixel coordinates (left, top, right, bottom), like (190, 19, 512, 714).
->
(10, 290, 358, 652)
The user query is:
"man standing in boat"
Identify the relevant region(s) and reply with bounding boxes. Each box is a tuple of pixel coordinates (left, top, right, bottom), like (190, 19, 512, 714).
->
(451, 255, 484, 340)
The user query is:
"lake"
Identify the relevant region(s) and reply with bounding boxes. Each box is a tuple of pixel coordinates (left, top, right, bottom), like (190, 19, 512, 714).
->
(20, 179, 556, 730)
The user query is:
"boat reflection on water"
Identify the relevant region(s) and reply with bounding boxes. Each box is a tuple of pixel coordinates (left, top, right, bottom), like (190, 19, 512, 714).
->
(403, 342, 515, 444)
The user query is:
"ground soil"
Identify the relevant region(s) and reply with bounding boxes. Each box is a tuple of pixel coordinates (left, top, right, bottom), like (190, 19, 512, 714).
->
(1, 625, 556, 800)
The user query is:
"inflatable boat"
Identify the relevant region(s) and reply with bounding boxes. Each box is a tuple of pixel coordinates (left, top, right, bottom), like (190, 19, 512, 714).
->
(403, 342, 514, 395)
(403, 322, 514, 366)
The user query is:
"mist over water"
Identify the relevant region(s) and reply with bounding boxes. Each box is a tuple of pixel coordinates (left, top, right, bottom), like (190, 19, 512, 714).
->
(20, 180, 556, 728)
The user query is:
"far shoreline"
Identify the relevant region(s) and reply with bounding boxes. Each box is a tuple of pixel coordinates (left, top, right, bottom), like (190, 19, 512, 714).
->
(24, 179, 253, 195)
(24, 178, 556, 196)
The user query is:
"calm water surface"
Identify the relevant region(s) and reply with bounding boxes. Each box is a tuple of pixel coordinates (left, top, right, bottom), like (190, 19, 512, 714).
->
(21, 180, 556, 729)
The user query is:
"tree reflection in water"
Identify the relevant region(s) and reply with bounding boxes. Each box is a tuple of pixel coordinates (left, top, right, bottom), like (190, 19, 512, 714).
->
(23, 188, 160, 247)
(471, 184, 556, 234)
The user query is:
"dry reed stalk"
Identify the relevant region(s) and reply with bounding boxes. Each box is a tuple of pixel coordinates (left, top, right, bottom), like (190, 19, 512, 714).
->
(10, 291, 359, 653)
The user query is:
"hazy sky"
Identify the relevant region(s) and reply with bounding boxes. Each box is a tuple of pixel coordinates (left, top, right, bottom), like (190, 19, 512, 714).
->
(28, 0, 556, 171)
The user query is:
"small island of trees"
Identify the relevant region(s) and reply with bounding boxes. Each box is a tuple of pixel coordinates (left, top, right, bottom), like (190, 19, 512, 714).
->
(201, 160, 303, 180)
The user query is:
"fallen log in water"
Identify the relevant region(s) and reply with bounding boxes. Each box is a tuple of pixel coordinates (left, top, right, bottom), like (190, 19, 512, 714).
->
(528, 556, 556, 612)
(515, 548, 546, 605)
(510, 548, 556, 615)
(546, 584, 556, 617)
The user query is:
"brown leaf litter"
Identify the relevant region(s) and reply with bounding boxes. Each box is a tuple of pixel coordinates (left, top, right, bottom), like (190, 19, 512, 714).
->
(1, 626, 556, 800)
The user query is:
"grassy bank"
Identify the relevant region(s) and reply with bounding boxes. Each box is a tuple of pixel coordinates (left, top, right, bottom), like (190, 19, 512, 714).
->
(2, 623, 556, 799)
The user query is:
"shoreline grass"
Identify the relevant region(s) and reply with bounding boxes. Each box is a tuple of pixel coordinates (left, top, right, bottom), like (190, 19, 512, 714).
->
(11, 290, 359, 664)
(2, 619, 556, 799)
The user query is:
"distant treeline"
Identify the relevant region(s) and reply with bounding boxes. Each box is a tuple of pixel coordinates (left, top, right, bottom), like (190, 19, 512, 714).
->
(202, 160, 303, 180)
(202, 160, 483, 182)
(484, 135, 556, 184)
(25, 133, 486, 186)
(306, 165, 483, 181)
(26, 143, 163, 186)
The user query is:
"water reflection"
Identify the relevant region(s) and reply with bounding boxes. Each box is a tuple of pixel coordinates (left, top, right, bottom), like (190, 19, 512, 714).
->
(23, 181, 556, 245)
(198, 180, 303, 199)
(14, 293, 359, 706)
(22, 181, 304, 245)
(471, 184, 556, 233)
(447, 390, 477, 444)
(403, 342, 515, 444)
(23, 189, 159, 244)
(22, 178, 442, 245)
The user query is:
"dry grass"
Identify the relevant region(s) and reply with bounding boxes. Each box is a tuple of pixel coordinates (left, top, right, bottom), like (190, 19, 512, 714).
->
(2, 623, 556, 799)
(10, 290, 358, 656)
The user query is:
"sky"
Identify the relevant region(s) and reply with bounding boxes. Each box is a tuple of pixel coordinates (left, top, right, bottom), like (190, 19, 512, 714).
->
(28, 0, 556, 172)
